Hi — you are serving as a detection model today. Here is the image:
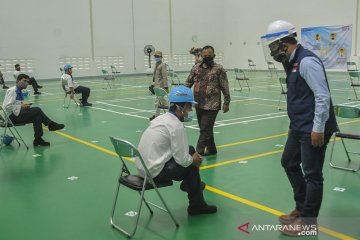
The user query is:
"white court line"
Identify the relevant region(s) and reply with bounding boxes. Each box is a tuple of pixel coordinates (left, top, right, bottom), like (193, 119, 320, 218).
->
(186, 114, 287, 130)
(214, 112, 286, 123)
(91, 106, 148, 120)
(106, 96, 153, 102)
(232, 95, 286, 103)
(95, 101, 149, 112)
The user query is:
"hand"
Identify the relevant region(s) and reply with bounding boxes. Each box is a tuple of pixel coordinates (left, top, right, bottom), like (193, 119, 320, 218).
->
(223, 104, 229, 113)
(21, 103, 31, 110)
(311, 131, 324, 147)
(192, 152, 203, 167)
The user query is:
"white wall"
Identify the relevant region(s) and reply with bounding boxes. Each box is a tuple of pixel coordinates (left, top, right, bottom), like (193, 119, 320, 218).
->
(0, 0, 224, 80)
(223, 0, 360, 70)
(1, 0, 358, 80)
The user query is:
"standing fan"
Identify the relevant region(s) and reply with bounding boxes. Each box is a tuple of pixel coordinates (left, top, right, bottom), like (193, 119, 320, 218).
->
(144, 45, 155, 68)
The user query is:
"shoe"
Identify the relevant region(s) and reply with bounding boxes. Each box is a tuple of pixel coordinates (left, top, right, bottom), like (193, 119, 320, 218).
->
(48, 121, 65, 131)
(34, 91, 41, 95)
(33, 138, 50, 146)
(203, 149, 217, 156)
(180, 181, 206, 192)
(280, 217, 318, 237)
(279, 209, 301, 224)
(37, 85, 43, 89)
(2, 85, 9, 89)
(149, 115, 156, 121)
(81, 102, 92, 107)
(188, 204, 217, 216)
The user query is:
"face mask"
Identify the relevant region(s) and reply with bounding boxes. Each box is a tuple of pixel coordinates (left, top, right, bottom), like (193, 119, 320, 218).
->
(184, 111, 194, 122)
(154, 57, 162, 63)
(18, 81, 29, 89)
(269, 42, 288, 63)
(202, 56, 214, 66)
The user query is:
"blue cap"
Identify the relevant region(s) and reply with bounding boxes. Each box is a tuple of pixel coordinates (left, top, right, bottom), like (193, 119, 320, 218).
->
(169, 86, 197, 104)
(1, 135, 14, 145)
(64, 64, 73, 71)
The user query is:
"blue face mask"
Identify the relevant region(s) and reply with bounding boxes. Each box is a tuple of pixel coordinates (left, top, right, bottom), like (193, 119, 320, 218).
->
(154, 57, 162, 63)
(184, 111, 194, 122)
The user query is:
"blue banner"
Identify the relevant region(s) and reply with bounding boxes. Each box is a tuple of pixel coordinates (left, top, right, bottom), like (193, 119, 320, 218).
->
(301, 25, 352, 69)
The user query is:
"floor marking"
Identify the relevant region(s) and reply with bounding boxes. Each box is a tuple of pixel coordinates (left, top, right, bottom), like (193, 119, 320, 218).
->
(205, 185, 357, 240)
(200, 150, 283, 170)
(91, 106, 148, 120)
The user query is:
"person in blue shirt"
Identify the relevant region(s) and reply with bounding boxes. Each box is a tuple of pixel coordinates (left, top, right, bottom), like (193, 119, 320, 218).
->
(263, 20, 338, 236)
(2, 74, 65, 146)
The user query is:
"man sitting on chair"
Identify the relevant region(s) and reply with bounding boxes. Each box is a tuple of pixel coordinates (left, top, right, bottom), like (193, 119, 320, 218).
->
(2, 74, 65, 146)
(137, 86, 217, 216)
(61, 64, 92, 107)
(13, 64, 42, 95)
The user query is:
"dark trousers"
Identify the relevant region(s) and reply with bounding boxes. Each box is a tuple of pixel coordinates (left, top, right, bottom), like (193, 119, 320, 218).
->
(9, 107, 51, 139)
(0, 76, 5, 86)
(74, 86, 90, 104)
(29, 77, 40, 93)
(195, 108, 219, 154)
(281, 131, 331, 218)
(154, 146, 206, 207)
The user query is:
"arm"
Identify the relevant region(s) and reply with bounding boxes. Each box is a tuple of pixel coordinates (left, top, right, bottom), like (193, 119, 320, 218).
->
(170, 128, 193, 168)
(185, 66, 196, 88)
(219, 68, 231, 113)
(300, 57, 331, 146)
(3, 89, 21, 116)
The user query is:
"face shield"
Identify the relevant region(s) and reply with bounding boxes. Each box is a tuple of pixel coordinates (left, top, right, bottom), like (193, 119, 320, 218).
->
(261, 32, 295, 63)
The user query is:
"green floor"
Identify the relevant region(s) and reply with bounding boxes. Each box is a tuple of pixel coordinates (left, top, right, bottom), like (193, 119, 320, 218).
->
(1, 71, 359, 240)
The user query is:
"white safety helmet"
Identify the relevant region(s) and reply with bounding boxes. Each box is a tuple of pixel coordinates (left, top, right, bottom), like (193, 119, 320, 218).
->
(261, 20, 297, 45)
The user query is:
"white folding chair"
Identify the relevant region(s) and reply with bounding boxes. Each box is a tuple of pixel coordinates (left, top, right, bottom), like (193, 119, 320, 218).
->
(101, 69, 115, 89)
(60, 77, 80, 108)
(109, 137, 179, 238)
(0, 106, 29, 150)
(110, 65, 121, 81)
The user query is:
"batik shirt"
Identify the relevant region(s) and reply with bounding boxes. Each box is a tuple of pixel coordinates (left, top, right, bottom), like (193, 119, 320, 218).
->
(185, 62, 230, 110)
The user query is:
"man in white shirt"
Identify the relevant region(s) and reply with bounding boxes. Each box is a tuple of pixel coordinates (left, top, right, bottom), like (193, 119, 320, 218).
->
(13, 64, 42, 95)
(137, 86, 217, 216)
(2, 74, 64, 146)
(61, 64, 92, 107)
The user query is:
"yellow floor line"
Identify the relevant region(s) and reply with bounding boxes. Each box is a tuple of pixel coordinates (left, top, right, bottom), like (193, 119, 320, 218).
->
(200, 150, 283, 170)
(217, 133, 288, 149)
(206, 185, 357, 240)
(51, 123, 359, 240)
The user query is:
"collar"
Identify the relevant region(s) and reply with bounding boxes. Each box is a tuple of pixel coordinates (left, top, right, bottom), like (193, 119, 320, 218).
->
(15, 85, 24, 101)
(288, 44, 299, 62)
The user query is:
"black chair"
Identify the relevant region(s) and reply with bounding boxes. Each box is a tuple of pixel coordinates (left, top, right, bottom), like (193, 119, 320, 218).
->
(329, 105, 360, 172)
(234, 68, 250, 91)
(109, 137, 179, 238)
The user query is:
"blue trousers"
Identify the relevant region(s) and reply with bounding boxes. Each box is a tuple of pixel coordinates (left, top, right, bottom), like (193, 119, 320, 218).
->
(281, 131, 331, 218)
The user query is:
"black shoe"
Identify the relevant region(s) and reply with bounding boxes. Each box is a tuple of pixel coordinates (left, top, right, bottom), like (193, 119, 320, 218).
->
(48, 121, 65, 131)
(34, 91, 41, 95)
(37, 85, 43, 89)
(2, 85, 9, 89)
(81, 102, 92, 107)
(149, 115, 156, 121)
(180, 181, 206, 192)
(203, 149, 217, 156)
(33, 138, 50, 146)
(188, 204, 217, 216)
